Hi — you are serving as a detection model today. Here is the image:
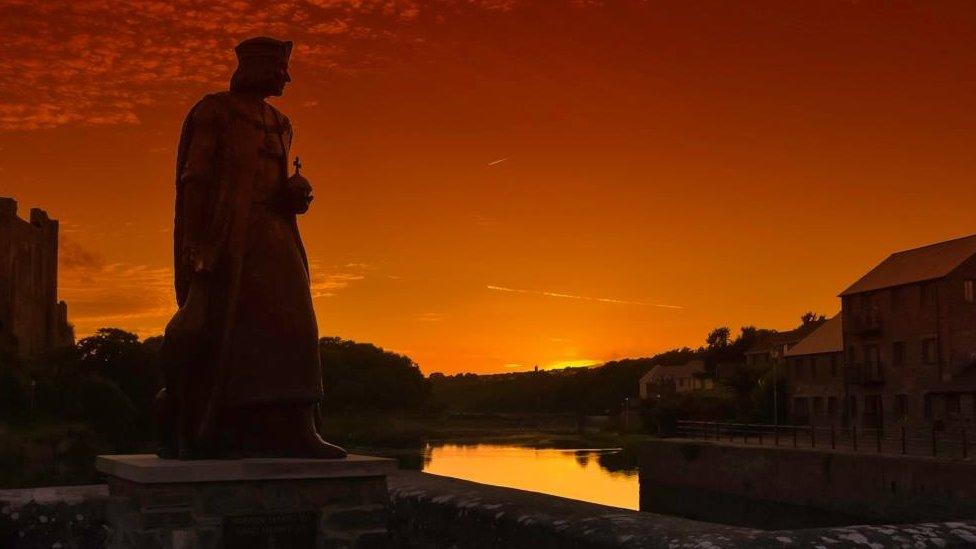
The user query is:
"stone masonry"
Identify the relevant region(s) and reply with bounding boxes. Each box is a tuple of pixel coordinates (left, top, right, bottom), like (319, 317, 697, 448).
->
(97, 454, 396, 549)
(0, 196, 74, 359)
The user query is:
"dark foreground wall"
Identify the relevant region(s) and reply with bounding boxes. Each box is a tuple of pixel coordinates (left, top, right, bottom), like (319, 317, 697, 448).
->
(388, 471, 757, 548)
(640, 438, 976, 528)
(5, 472, 976, 548)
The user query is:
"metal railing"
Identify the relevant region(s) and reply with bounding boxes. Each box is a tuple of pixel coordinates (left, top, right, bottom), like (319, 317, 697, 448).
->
(676, 420, 972, 460)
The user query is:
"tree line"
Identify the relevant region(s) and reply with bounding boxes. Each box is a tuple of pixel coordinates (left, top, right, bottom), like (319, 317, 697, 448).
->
(0, 329, 429, 445)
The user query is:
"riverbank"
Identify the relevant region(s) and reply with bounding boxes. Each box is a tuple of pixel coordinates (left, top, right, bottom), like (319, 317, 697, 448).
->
(1, 413, 645, 488)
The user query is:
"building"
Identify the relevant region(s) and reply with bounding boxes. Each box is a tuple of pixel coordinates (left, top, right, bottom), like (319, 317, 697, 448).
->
(0, 197, 74, 359)
(744, 320, 824, 367)
(840, 234, 976, 431)
(639, 359, 713, 399)
(784, 314, 844, 425)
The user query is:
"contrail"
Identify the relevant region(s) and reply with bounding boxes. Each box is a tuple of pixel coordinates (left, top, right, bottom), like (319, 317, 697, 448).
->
(487, 157, 508, 166)
(486, 285, 683, 309)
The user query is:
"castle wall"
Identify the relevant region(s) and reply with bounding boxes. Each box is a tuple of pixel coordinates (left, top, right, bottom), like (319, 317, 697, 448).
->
(0, 197, 73, 359)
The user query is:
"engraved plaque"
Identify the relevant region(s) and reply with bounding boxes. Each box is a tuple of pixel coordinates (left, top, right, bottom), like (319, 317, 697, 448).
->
(223, 510, 317, 548)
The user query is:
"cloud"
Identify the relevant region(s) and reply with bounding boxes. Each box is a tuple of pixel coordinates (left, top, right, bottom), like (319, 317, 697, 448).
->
(59, 236, 106, 271)
(0, 0, 544, 130)
(415, 312, 446, 322)
(60, 258, 176, 337)
(486, 284, 683, 309)
(309, 261, 369, 297)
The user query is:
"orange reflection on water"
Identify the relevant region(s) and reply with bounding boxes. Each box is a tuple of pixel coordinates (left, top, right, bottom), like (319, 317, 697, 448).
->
(421, 445, 638, 510)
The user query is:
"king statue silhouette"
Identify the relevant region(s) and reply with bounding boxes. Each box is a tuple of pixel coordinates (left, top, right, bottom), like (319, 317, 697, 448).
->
(156, 37, 346, 459)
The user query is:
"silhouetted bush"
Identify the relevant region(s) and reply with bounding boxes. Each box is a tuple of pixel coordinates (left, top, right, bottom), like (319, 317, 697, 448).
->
(79, 376, 136, 442)
(319, 337, 430, 412)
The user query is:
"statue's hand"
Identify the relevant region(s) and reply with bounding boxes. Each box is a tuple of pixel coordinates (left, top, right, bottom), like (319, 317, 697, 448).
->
(285, 173, 313, 215)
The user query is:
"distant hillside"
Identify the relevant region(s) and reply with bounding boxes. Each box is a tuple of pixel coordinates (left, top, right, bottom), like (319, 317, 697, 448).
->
(429, 313, 826, 415)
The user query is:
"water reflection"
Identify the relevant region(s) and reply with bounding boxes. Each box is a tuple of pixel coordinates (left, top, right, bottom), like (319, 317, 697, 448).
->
(419, 444, 639, 510)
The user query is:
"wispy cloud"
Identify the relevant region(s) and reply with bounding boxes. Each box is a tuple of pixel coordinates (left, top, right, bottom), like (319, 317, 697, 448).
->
(415, 312, 447, 322)
(487, 157, 508, 166)
(309, 261, 369, 298)
(486, 284, 683, 309)
(59, 239, 175, 337)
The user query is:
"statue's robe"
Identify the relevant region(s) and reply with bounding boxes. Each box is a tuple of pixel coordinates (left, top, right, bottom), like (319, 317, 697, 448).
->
(162, 91, 322, 458)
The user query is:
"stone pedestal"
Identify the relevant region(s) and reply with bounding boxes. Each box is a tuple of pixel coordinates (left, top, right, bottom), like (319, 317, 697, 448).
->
(96, 454, 396, 549)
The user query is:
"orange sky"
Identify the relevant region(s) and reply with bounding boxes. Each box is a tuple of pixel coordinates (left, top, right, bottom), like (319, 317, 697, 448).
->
(2, 0, 976, 374)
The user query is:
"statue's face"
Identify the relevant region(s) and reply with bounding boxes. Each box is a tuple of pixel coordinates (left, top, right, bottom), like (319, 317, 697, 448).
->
(268, 62, 291, 97)
(232, 55, 293, 98)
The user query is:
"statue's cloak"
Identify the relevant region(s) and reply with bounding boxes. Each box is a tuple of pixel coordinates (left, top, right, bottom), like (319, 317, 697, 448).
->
(163, 91, 317, 457)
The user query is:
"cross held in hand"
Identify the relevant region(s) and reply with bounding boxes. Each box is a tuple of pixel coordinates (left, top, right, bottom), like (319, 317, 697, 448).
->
(293, 156, 302, 175)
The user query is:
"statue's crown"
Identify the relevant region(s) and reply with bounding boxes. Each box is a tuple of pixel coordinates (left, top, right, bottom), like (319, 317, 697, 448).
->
(235, 37, 292, 64)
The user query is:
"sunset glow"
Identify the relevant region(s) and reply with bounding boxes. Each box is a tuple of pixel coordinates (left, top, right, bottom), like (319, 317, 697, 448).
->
(3, 1, 976, 374)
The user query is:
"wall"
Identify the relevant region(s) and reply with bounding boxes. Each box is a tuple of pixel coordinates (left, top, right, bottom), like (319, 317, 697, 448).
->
(787, 350, 845, 425)
(0, 197, 73, 359)
(841, 254, 976, 433)
(640, 438, 976, 529)
(6, 472, 976, 548)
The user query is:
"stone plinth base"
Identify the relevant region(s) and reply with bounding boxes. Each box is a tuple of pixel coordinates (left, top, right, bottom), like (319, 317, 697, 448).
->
(96, 454, 396, 549)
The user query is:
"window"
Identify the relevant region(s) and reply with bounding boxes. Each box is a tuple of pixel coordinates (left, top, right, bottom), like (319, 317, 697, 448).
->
(830, 354, 838, 377)
(966, 280, 975, 303)
(848, 396, 858, 418)
(813, 397, 825, 416)
(924, 394, 933, 419)
(793, 397, 809, 415)
(892, 341, 905, 367)
(847, 346, 856, 364)
(864, 395, 883, 422)
(827, 396, 838, 417)
(921, 282, 936, 306)
(946, 394, 961, 415)
(894, 394, 909, 419)
(891, 286, 902, 311)
(809, 358, 817, 380)
(922, 338, 939, 364)
(864, 345, 879, 365)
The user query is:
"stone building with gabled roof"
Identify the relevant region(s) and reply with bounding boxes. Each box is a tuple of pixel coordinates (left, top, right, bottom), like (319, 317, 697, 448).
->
(743, 320, 825, 368)
(638, 359, 713, 399)
(784, 314, 844, 425)
(840, 233, 976, 431)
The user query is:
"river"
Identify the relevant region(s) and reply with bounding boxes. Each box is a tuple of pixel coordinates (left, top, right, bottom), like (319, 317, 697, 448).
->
(414, 443, 639, 510)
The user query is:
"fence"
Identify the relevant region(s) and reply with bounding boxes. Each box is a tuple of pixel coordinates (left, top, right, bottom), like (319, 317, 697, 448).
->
(676, 420, 972, 460)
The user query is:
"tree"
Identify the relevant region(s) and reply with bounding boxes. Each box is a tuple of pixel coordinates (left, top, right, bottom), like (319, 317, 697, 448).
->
(801, 312, 826, 326)
(706, 327, 731, 350)
(76, 328, 160, 433)
(319, 337, 430, 412)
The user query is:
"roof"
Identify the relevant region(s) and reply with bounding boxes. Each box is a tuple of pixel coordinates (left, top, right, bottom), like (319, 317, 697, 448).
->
(745, 321, 823, 355)
(640, 359, 705, 382)
(784, 314, 843, 357)
(840, 234, 976, 296)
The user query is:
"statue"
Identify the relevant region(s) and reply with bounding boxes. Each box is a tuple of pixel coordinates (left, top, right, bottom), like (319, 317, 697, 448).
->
(156, 37, 347, 460)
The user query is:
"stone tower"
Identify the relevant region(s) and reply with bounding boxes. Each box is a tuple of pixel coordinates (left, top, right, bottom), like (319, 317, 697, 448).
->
(0, 197, 74, 359)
